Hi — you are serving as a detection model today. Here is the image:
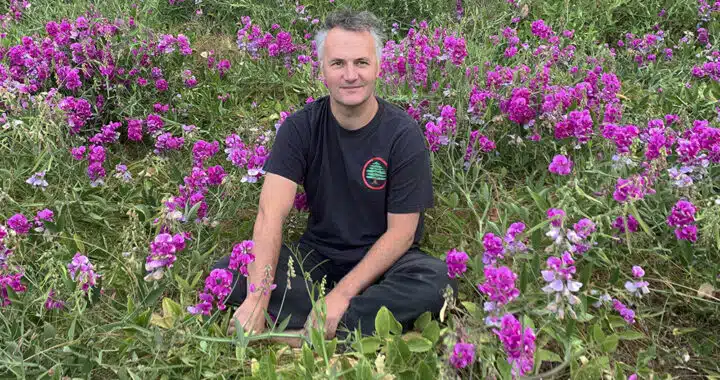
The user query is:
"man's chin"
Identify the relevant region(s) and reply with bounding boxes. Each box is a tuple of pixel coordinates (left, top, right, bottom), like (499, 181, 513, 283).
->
(332, 93, 372, 108)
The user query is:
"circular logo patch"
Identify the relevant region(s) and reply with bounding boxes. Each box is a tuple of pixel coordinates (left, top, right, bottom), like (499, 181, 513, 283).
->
(362, 157, 388, 190)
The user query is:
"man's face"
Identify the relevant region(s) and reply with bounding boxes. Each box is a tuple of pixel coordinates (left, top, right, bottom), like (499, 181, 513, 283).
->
(321, 27, 379, 108)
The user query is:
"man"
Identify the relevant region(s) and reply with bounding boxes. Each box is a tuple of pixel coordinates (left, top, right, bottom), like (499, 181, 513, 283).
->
(213, 9, 456, 345)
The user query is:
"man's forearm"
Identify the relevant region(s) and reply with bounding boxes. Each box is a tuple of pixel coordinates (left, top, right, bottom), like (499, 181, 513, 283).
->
(245, 211, 283, 305)
(332, 230, 413, 299)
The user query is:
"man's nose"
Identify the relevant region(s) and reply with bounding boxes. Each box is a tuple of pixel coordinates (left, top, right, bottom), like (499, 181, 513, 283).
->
(344, 65, 358, 81)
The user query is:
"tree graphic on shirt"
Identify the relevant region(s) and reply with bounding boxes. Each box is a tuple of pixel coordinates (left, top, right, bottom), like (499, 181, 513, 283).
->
(366, 161, 386, 185)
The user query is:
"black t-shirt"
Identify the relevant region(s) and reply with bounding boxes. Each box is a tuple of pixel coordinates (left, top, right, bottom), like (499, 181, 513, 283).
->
(263, 95, 434, 264)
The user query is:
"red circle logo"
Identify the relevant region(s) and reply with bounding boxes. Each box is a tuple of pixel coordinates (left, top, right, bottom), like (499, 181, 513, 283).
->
(362, 157, 388, 190)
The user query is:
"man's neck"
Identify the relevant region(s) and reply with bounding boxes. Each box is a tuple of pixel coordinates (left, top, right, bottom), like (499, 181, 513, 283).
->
(330, 95, 379, 131)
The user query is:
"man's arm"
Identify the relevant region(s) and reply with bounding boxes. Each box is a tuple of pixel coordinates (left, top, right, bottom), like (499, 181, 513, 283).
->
(246, 173, 297, 303)
(228, 172, 296, 335)
(331, 211, 419, 299)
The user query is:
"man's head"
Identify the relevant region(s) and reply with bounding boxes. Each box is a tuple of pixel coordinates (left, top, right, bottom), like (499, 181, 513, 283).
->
(314, 9, 385, 109)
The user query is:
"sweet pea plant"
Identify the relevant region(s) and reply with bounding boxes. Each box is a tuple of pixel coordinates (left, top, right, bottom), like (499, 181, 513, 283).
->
(0, 0, 719, 378)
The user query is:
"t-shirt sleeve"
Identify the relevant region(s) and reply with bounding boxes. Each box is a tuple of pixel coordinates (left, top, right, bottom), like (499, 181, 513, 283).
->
(263, 118, 307, 184)
(386, 125, 434, 214)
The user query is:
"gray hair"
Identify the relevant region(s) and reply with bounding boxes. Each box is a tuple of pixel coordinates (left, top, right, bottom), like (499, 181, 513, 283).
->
(314, 9, 385, 66)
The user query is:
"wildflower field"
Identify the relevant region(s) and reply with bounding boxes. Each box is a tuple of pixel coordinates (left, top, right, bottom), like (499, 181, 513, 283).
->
(1, 0, 720, 378)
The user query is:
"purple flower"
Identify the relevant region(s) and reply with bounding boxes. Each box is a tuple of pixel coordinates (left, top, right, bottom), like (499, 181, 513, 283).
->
(667, 200, 696, 227)
(145, 232, 187, 279)
(44, 289, 65, 310)
(155, 78, 168, 91)
(207, 165, 226, 186)
(294, 192, 309, 212)
(7, 214, 30, 235)
(675, 225, 698, 242)
(0, 271, 26, 307)
(493, 313, 536, 377)
(612, 299, 636, 324)
(127, 119, 144, 141)
(449, 342, 475, 369)
(548, 154, 573, 175)
(67, 253, 99, 293)
(229, 240, 255, 276)
(547, 208, 566, 227)
(445, 248, 469, 279)
(612, 215, 639, 233)
(192, 140, 220, 166)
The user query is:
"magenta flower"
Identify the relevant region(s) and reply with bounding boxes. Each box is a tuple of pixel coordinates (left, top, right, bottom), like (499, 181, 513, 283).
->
(230, 240, 255, 276)
(612, 215, 639, 233)
(548, 154, 573, 175)
(493, 313, 536, 377)
(478, 265, 520, 306)
(294, 192, 309, 212)
(449, 341, 475, 369)
(445, 248, 469, 279)
(667, 200, 696, 227)
(70, 146, 87, 160)
(547, 208, 566, 227)
(631, 265, 645, 278)
(7, 214, 30, 235)
(0, 271, 26, 307)
(482, 233, 504, 264)
(207, 165, 226, 186)
(187, 268, 234, 315)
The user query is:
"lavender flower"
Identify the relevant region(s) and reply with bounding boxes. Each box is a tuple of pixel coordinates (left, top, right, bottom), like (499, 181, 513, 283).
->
(478, 266, 520, 325)
(145, 232, 188, 281)
(26, 171, 49, 190)
(542, 253, 582, 319)
(67, 253, 100, 293)
(625, 265, 650, 298)
(44, 289, 65, 310)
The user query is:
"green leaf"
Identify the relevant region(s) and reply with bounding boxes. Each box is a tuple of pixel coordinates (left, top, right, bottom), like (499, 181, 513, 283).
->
(405, 337, 433, 353)
(354, 336, 382, 354)
(617, 330, 645, 340)
(413, 311, 432, 331)
(301, 343, 315, 375)
(162, 297, 183, 319)
(422, 321, 440, 344)
(142, 284, 165, 307)
(73, 233, 85, 253)
(375, 306, 401, 338)
(43, 322, 56, 341)
(536, 348, 562, 363)
(600, 335, 619, 353)
(592, 324, 606, 343)
(417, 361, 435, 379)
(461, 301, 477, 314)
(629, 202, 652, 236)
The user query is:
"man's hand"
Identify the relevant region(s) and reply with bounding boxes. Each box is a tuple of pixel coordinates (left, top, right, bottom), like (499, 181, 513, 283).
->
(305, 290, 351, 339)
(227, 297, 267, 336)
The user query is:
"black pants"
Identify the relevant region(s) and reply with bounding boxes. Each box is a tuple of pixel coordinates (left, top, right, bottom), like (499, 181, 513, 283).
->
(212, 242, 457, 338)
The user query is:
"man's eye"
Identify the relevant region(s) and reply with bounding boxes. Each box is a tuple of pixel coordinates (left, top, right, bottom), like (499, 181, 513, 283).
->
(332, 61, 342, 66)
